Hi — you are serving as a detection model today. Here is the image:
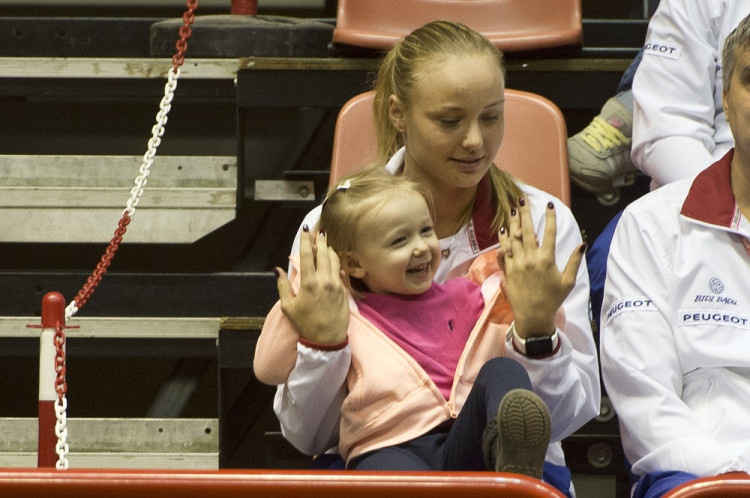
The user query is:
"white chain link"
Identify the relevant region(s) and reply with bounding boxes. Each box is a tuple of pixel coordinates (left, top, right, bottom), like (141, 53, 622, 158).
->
(63, 67, 181, 324)
(56, 66, 183, 468)
(54, 395, 69, 469)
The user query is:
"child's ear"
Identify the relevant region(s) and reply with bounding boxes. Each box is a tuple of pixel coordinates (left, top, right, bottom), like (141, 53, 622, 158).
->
(342, 252, 366, 279)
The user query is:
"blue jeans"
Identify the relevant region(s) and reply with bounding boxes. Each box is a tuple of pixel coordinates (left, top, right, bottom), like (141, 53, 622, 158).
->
(347, 357, 574, 497)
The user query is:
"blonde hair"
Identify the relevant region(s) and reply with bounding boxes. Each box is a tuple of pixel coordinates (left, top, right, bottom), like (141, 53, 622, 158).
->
(372, 20, 522, 234)
(319, 168, 435, 294)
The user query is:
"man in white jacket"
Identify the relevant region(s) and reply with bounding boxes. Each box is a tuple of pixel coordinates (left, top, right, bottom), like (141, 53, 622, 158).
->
(601, 13, 750, 498)
(631, 0, 749, 190)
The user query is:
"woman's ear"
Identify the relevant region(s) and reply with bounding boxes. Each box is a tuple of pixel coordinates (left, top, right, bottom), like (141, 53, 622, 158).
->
(342, 252, 366, 279)
(389, 94, 406, 133)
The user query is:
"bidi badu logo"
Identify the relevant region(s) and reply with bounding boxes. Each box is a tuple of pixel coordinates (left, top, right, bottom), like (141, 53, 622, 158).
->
(694, 277, 736, 305)
(708, 277, 724, 294)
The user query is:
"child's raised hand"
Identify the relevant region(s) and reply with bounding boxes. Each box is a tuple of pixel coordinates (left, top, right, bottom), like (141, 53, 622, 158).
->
(274, 226, 349, 345)
(497, 199, 585, 340)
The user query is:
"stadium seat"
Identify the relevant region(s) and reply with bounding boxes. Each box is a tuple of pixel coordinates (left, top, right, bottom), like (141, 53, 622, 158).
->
(332, 0, 582, 53)
(329, 89, 571, 206)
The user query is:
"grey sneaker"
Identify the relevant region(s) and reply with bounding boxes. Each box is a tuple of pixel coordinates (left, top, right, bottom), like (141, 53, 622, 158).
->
(568, 92, 639, 204)
(482, 389, 551, 480)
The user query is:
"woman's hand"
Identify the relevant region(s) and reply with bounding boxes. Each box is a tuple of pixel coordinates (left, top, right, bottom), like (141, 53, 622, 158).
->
(497, 199, 585, 339)
(274, 227, 350, 345)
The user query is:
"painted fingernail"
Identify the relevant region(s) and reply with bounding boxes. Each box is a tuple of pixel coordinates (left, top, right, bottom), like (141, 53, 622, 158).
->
(302, 224, 309, 232)
(547, 201, 554, 210)
(319, 230, 326, 237)
(499, 226, 506, 235)
(579, 243, 588, 254)
(511, 207, 517, 216)
(519, 198, 526, 206)
(273, 267, 280, 278)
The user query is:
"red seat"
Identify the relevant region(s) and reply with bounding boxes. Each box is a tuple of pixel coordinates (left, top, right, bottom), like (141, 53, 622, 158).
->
(0, 469, 565, 497)
(332, 0, 582, 53)
(663, 473, 750, 498)
(329, 89, 571, 206)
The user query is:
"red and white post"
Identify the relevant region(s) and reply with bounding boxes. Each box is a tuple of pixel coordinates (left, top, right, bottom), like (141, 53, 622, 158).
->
(37, 291, 65, 468)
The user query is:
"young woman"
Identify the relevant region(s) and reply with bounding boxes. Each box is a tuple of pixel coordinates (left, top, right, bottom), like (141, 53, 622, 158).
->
(254, 20, 599, 496)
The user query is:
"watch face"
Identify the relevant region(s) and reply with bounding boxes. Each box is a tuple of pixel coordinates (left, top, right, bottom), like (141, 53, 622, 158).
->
(525, 336, 553, 356)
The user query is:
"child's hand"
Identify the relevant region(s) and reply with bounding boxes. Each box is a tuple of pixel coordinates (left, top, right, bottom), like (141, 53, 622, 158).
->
(275, 227, 349, 345)
(497, 199, 585, 339)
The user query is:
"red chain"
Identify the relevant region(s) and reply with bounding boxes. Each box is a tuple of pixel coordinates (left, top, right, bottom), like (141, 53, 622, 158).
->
(54, 323, 67, 403)
(74, 214, 130, 310)
(72, 0, 198, 312)
(172, 0, 199, 71)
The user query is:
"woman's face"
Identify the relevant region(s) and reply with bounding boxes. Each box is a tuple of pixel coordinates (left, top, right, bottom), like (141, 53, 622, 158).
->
(390, 53, 506, 191)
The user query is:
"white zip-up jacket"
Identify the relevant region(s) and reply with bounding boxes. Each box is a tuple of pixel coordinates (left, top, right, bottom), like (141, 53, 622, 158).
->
(256, 148, 600, 468)
(601, 150, 750, 478)
(631, 0, 747, 189)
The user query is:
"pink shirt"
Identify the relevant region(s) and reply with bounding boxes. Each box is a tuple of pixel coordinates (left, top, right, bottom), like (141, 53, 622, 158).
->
(357, 278, 485, 400)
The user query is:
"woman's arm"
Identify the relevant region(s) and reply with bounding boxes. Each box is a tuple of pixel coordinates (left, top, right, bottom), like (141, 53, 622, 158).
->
(499, 193, 601, 441)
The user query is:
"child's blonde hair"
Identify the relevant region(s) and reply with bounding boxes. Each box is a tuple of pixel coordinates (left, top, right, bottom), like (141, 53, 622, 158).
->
(319, 168, 435, 295)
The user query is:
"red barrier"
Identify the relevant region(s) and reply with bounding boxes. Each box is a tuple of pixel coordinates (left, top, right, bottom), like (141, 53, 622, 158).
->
(664, 473, 750, 497)
(0, 469, 564, 497)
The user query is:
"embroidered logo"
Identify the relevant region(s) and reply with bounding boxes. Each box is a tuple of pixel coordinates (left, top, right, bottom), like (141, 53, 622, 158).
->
(604, 297, 655, 325)
(644, 41, 682, 60)
(708, 277, 724, 294)
(679, 310, 750, 329)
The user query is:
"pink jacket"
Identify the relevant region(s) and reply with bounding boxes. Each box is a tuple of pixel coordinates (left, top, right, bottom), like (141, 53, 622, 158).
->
(254, 252, 565, 462)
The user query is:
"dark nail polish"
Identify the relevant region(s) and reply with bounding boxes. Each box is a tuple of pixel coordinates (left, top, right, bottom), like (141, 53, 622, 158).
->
(547, 201, 554, 209)
(579, 243, 587, 254)
(302, 224, 309, 232)
(499, 226, 506, 235)
(511, 207, 517, 216)
(519, 198, 526, 206)
(273, 267, 280, 278)
(320, 230, 326, 237)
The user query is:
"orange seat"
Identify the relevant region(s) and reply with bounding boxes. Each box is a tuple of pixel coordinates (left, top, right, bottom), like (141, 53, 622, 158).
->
(662, 474, 750, 498)
(0, 469, 565, 497)
(332, 0, 582, 53)
(329, 89, 571, 206)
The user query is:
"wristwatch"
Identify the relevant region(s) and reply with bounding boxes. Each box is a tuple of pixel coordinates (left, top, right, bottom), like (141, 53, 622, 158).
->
(507, 322, 559, 357)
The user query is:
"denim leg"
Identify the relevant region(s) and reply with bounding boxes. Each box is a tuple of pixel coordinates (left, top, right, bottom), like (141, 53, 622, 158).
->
(441, 357, 532, 471)
(618, 48, 644, 93)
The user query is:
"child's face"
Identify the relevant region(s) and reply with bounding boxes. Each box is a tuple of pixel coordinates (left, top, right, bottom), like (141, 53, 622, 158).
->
(348, 191, 440, 295)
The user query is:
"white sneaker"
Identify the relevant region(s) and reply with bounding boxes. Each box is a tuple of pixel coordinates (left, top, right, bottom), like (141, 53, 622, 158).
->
(568, 92, 639, 204)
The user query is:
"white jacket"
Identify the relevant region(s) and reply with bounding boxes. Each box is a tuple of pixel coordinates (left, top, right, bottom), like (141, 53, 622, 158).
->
(601, 150, 750, 478)
(631, 0, 748, 189)
(273, 148, 600, 467)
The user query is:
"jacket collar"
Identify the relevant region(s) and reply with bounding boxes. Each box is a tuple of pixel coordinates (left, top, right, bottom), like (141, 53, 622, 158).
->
(681, 149, 739, 228)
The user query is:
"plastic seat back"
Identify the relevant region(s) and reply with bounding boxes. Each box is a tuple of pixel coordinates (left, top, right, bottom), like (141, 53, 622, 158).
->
(332, 0, 582, 52)
(329, 89, 571, 206)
